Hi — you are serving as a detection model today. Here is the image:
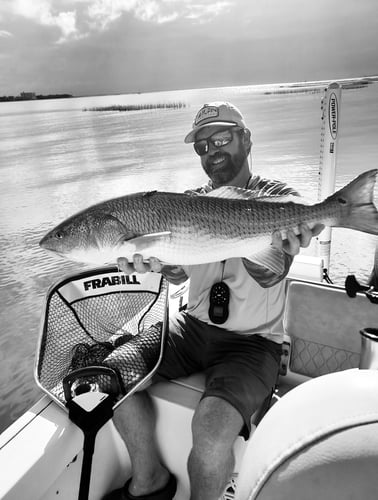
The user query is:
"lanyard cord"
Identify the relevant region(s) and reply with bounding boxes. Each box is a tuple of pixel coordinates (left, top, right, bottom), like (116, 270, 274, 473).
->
(221, 260, 226, 281)
(220, 174, 251, 280)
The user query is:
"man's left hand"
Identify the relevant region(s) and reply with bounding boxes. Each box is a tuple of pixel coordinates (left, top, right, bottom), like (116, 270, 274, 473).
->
(272, 223, 325, 256)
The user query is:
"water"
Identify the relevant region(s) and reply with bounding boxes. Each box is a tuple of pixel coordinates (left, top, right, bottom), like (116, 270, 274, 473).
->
(1, 81, 378, 433)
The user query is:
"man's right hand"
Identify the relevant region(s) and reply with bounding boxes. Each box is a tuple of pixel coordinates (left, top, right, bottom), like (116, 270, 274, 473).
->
(117, 255, 188, 285)
(117, 255, 163, 274)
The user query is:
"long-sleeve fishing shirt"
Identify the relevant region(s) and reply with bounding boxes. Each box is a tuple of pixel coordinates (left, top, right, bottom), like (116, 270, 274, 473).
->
(163, 175, 299, 343)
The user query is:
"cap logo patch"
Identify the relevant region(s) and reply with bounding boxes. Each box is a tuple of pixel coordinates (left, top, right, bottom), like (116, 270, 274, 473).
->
(195, 106, 219, 125)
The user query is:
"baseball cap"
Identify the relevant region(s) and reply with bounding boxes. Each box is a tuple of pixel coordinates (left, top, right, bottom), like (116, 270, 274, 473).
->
(184, 102, 247, 143)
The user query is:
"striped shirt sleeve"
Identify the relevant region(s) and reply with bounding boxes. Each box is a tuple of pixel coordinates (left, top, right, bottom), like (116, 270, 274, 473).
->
(242, 176, 299, 287)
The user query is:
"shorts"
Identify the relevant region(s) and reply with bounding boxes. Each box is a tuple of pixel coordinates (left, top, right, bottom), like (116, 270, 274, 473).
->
(155, 312, 282, 439)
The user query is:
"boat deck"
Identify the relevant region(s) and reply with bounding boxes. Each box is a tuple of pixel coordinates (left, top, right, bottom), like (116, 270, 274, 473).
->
(1, 265, 377, 499)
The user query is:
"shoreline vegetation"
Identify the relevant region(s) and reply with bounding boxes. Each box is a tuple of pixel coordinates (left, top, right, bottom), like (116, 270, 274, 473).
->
(83, 101, 187, 112)
(0, 93, 73, 102)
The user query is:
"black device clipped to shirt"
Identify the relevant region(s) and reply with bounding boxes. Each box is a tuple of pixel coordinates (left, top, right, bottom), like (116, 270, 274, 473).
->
(208, 281, 230, 324)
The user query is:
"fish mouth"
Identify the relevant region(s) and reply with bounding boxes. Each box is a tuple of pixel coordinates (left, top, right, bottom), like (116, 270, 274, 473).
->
(39, 234, 64, 255)
(39, 235, 50, 249)
(39, 235, 56, 251)
(39, 240, 63, 256)
(40, 245, 67, 259)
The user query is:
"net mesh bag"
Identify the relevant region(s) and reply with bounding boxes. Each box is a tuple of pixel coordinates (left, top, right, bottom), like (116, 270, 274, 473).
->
(35, 267, 169, 407)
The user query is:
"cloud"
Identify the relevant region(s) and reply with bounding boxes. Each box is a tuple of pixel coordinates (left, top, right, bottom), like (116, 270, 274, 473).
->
(185, 1, 232, 22)
(0, 0, 233, 43)
(86, 0, 136, 29)
(3, 0, 376, 97)
(7, 0, 79, 42)
(86, 0, 232, 30)
(55, 11, 80, 42)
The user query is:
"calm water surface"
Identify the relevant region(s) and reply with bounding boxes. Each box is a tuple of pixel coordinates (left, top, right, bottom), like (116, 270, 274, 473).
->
(1, 82, 378, 432)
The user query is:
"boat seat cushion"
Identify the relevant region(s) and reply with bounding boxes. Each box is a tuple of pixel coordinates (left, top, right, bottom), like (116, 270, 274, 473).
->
(172, 372, 206, 393)
(284, 280, 377, 377)
(235, 369, 378, 500)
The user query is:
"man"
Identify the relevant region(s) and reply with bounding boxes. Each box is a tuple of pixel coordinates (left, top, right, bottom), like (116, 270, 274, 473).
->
(104, 102, 323, 500)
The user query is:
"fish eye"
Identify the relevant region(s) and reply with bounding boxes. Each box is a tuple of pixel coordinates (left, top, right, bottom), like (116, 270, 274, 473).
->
(54, 231, 64, 239)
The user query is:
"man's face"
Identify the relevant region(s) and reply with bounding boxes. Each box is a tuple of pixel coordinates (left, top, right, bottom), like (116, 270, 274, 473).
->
(194, 126, 248, 186)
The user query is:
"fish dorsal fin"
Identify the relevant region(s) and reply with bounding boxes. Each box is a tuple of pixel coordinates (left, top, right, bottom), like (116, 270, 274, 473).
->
(206, 186, 259, 200)
(206, 187, 306, 204)
(254, 194, 308, 204)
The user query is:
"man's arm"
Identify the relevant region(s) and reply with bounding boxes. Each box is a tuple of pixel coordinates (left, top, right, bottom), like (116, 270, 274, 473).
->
(242, 224, 324, 288)
(159, 264, 188, 285)
(242, 249, 294, 288)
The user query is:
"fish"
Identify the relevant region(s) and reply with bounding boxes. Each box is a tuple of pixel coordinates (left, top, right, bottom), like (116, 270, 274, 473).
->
(40, 169, 378, 271)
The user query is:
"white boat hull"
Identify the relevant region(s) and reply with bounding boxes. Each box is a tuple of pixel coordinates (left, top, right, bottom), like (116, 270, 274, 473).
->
(2, 255, 378, 500)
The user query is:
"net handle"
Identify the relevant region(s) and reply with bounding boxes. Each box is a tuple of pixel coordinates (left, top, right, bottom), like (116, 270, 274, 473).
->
(63, 366, 123, 403)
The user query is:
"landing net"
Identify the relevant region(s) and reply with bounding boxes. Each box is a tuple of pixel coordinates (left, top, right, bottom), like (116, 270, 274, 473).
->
(35, 267, 168, 408)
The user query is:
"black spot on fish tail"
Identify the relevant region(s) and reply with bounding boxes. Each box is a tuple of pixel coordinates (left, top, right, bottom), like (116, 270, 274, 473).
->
(329, 169, 378, 235)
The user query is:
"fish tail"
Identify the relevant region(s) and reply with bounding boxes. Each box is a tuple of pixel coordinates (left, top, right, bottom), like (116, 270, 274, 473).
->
(328, 169, 378, 235)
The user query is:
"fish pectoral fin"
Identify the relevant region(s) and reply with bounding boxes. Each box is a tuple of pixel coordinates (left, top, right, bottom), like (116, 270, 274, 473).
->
(122, 231, 172, 254)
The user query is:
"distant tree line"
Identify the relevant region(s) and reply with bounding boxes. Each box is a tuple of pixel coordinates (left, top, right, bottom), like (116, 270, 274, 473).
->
(264, 78, 374, 96)
(0, 94, 73, 102)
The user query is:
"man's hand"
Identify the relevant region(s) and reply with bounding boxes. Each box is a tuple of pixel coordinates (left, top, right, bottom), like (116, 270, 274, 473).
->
(272, 223, 325, 256)
(117, 255, 163, 274)
(117, 255, 188, 285)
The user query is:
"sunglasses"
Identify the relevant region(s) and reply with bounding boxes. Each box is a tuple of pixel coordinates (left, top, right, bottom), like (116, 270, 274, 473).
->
(193, 129, 237, 156)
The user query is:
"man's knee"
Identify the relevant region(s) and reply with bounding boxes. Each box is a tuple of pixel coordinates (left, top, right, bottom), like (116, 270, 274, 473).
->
(191, 396, 243, 456)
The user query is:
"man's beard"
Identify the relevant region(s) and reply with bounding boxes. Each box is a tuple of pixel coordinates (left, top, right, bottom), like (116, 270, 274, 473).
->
(203, 149, 248, 186)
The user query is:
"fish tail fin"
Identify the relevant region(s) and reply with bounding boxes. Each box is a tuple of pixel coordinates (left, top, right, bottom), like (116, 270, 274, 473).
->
(328, 169, 378, 235)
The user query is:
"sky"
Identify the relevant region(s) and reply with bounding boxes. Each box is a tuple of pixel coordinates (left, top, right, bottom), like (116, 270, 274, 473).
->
(0, 0, 377, 97)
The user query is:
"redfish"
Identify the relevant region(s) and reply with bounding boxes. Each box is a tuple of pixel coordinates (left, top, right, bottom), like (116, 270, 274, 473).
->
(40, 169, 378, 269)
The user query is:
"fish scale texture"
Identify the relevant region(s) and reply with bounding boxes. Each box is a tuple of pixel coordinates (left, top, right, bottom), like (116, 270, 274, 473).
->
(107, 193, 336, 237)
(39, 169, 378, 265)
